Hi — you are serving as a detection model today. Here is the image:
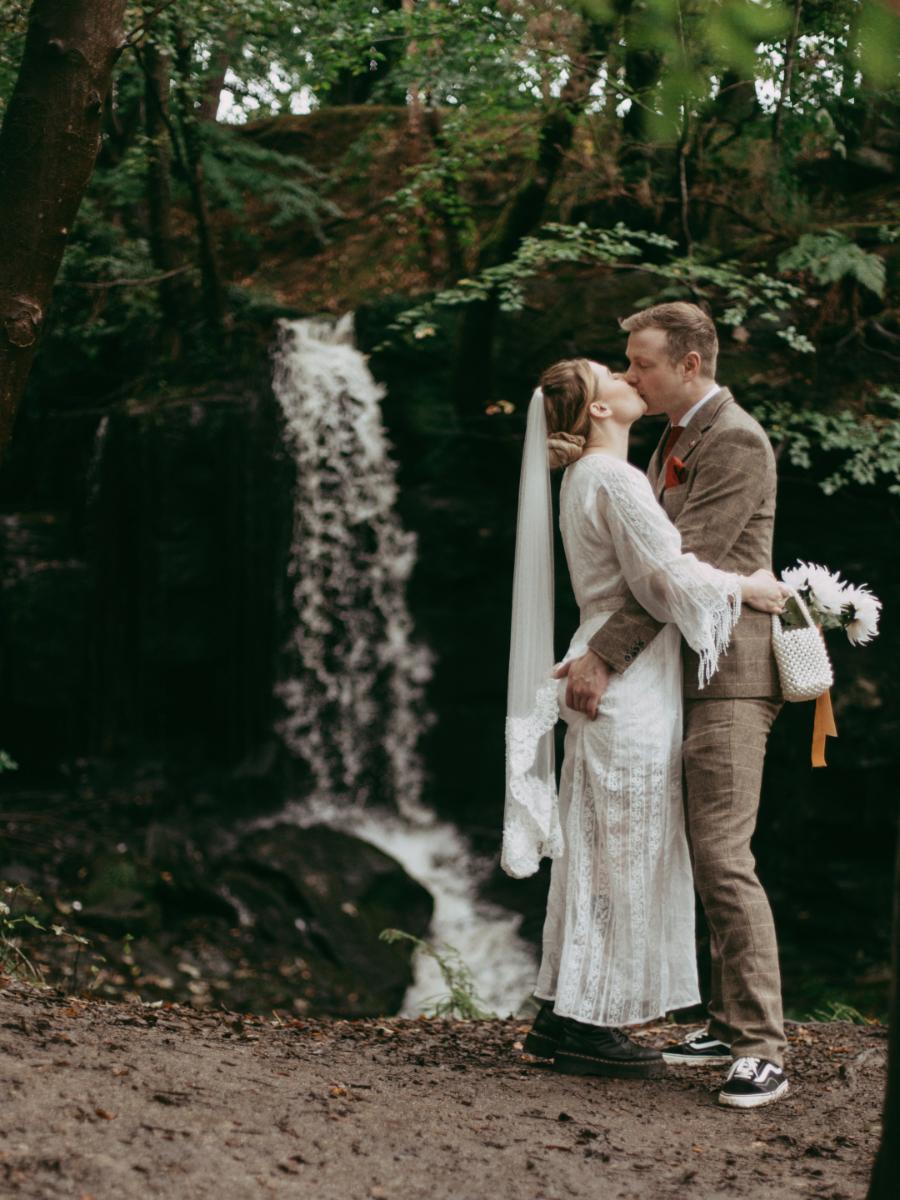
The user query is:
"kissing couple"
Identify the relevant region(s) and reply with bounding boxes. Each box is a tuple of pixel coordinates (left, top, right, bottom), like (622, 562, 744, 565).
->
(503, 301, 793, 1110)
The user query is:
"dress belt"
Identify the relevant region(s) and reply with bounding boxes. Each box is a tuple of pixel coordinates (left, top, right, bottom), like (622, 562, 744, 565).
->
(580, 595, 629, 621)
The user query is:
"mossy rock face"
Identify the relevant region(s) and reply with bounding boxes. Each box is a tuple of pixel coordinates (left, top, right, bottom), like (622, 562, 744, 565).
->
(79, 854, 163, 936)
(218, 824, 434, 1015)
(0, 816, 434, 1016)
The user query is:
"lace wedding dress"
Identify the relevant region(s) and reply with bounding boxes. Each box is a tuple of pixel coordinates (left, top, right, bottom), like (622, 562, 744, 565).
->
(507, 451, 743, 1027)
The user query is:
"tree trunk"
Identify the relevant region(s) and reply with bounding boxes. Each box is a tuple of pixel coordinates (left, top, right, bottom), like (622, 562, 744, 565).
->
(772, 0, 803, 146)
(422, 106, 467, 280)
(710, 70, 760, 132)
(173, 27, 226, 331)
(99, 66, 144, 168)
(143, 38, 191, 354)
(621, 35, 662, 146)
(867, 812, 900, 1199)
(197, 30, 241, 122)
(0, 0, 127, 458)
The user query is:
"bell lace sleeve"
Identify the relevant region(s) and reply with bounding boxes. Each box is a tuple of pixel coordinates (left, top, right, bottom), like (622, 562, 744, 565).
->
(594, 459, 742, 688)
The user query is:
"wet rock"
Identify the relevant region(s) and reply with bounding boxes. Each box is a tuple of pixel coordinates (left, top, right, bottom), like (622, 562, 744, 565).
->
(216, 823, 434, 1015)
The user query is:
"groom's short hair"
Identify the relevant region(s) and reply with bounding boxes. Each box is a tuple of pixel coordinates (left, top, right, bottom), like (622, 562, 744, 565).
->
(620, 302, 718, 376)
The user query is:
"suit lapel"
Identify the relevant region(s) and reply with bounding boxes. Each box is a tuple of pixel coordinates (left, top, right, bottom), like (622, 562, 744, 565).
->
(652, 388, 733, 501)
(647, 424, 668, 492)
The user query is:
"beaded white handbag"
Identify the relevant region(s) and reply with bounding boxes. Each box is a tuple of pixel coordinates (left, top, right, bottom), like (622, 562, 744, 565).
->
(771, 588, 834, 702)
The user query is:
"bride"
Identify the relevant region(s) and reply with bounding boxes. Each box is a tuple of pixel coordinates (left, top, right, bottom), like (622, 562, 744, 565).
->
(503, 358, 786, 1078)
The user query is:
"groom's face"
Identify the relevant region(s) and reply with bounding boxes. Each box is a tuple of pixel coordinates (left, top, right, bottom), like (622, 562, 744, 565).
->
(624, 328, 688, 416)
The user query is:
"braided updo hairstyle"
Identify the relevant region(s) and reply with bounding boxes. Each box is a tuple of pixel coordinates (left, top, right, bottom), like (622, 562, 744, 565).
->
(539, 358, 601, 469)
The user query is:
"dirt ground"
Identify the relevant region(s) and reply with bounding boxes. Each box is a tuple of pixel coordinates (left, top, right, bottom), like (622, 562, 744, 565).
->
(0, 980, 886, 1200)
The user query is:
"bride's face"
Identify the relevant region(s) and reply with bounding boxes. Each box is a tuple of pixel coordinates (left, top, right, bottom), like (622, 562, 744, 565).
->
(589, 362, 647, 426)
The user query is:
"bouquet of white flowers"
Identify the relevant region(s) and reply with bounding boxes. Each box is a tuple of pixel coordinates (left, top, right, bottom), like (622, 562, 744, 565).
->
(773, 561, 882, 767)
(779, 561, 882, 645)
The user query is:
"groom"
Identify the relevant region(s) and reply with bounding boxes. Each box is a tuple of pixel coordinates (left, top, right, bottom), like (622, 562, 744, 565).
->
(558, 302, 790, 1109)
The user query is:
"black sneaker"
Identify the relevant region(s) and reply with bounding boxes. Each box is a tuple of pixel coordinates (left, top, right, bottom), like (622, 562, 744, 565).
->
(553, 1020, 665, 1079)
(522, 1002, 568, 1059)
(662, 1028, 732, 1065)
(718, 1057, 789, 1109)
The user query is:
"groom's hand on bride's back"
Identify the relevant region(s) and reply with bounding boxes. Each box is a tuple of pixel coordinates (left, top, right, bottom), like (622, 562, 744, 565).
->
(554, 650, 613, 719)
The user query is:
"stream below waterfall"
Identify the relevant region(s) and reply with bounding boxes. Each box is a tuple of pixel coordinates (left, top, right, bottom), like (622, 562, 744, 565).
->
(267, 315, 537, 1016)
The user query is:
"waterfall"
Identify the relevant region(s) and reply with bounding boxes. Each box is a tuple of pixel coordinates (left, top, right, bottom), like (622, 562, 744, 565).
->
(272, 315, 432, 819)
(268, 316, 537, 1016)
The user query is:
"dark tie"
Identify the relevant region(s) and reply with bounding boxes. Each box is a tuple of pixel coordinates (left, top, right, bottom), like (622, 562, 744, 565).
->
(661, 424, 682, 461)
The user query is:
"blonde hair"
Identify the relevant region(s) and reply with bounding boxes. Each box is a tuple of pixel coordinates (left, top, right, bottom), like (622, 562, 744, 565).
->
(540, 358, 601, 469)
(620, 301, 718, 376)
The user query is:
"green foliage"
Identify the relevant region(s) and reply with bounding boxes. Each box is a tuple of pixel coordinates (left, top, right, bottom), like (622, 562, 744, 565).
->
(49, 198, 164, 371)
(381, 222, 678, 342)
(752, 387, 900, 496)
(385, 214, 900, 496)
(379, 928, 495, 1020)
(778, 231, 887, 298)
(808, 999, 876, 1024)
(383, 220, 807, 343)
(858, 0, 900, 87)
(0, 883, 91, 986)
(200, 121, 340, 243)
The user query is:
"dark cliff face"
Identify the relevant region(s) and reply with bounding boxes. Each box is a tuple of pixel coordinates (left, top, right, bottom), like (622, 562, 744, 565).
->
(1, 384, 295, 776)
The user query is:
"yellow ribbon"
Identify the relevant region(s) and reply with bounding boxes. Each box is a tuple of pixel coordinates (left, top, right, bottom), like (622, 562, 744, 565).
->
(811, 689, 837, 768)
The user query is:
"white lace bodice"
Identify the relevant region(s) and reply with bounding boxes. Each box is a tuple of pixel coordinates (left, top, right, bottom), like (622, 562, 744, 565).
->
(560, 453, 742, 687)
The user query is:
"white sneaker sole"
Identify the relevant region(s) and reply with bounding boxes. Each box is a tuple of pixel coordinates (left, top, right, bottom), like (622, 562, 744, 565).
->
(718, 1079, 790, 1109)
(662, 1052, 732, 1065)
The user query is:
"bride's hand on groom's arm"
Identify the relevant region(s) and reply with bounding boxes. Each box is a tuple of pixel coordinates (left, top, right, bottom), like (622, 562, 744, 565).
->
(742, 569, 791, 614)
(553, 650, 613, 719)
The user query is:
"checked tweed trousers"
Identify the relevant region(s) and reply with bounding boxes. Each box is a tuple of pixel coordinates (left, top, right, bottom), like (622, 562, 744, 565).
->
(683, 696, 786, 1067)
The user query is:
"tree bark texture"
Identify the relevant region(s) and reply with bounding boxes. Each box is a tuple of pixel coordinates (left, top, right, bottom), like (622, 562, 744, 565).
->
(772, 0, 803, 146)
(867, 811, 900, 1199)
(0, 0, 128, 458)
(142, 39, 191, 351)
(174, 27, 227, 331)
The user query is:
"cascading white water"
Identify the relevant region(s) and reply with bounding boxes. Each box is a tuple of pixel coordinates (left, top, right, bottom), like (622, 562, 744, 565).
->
(269, 316, 538, 1016)
(272, 315, 431, 818)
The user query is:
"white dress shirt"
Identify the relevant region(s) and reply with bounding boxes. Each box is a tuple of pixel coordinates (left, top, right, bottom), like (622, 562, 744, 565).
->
(676, 383, 720, 429)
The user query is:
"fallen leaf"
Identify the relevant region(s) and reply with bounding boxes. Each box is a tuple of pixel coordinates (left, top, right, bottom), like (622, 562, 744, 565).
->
(95, 1108, 116, 1121)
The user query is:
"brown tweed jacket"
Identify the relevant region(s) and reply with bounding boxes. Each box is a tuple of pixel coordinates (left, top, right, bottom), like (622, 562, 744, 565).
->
(588, 388, 782, 700)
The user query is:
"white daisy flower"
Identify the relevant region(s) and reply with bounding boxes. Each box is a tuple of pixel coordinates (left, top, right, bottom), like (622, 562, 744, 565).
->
(803, 563, 848, 615)
(843, 584, 882, 646)
(780, 560, 847, 620)
(780, 561, 811, 592)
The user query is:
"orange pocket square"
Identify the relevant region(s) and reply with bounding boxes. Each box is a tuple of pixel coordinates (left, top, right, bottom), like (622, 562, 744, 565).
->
(665, 455, 688, 489)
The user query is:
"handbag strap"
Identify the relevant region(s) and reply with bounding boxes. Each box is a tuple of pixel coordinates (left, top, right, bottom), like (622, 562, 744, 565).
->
(788, 587, 818, 630)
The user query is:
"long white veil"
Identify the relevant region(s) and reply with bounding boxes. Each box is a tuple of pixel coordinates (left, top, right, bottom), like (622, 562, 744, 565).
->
(501, 388, 563, 879)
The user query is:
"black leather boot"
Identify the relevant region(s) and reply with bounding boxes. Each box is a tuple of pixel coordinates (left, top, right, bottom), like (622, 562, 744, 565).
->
(522, 1002, 569, 1059)
(553, 1020, 666, 1078)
